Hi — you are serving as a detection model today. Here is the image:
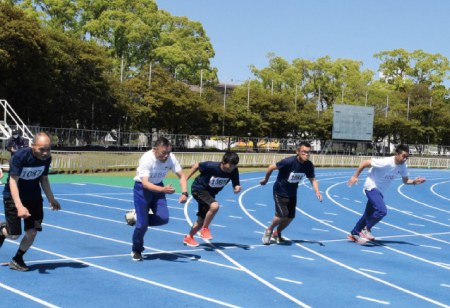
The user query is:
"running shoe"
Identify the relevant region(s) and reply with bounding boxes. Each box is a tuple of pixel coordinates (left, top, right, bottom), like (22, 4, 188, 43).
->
(9, 257, 29, 272)
(200, 228, 213, 240)
(183, 235, 200, 247)
(360, 227, 375, 240)
(0, 221, 6, 249)
(347, 232, 368, 244)
(271, 230, 286, 244)
(262, 229, 273, 245)
(131, 251, 143, 261)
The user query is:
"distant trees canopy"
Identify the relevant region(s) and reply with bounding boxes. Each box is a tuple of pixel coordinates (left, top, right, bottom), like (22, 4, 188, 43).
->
(1, 1, 450, 144)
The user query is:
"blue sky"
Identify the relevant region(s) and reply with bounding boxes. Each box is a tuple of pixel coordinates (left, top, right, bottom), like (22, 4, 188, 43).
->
(157, 0, 450, 84)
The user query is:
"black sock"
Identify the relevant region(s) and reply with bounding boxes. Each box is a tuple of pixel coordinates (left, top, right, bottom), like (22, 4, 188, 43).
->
(14, 249, 26, 260)
(0, 226, 5, 238)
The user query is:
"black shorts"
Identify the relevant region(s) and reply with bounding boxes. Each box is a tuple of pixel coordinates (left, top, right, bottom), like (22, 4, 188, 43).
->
(4, 199, 44, 236)
(191, 189, 217, 219)
(273, 193, 297, 219)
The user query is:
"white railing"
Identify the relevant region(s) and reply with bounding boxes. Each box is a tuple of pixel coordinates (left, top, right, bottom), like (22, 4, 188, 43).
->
(44, 151, 450, 173)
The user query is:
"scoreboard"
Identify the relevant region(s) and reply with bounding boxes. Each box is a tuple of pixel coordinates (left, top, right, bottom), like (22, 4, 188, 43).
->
(332, 104, 374, 141)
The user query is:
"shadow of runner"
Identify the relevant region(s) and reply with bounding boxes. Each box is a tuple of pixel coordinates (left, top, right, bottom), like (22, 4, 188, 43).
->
(144, 253, 201, 263)
(199, 242, 251, 251)
(363, 239, 417, 247)
(290, 239, 325, 247)
(28, 262, 89, 274)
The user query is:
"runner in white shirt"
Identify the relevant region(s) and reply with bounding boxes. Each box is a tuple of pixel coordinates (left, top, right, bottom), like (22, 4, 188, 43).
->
(131, 137, 188, 261)
(347, 144, 426, 244)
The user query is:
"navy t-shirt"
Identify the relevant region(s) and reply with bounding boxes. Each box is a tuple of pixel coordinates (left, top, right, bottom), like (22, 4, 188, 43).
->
(273, 156, 315, 198)
(3, 147, 51, 201)
(191, 161, 240, 196)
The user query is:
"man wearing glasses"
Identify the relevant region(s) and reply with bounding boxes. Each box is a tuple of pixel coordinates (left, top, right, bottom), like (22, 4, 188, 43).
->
(260, 142, 323, 244)
(347, 144, 426, 244)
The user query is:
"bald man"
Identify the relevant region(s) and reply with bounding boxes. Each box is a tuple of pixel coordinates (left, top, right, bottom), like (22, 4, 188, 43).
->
(0, 132, 61, 271)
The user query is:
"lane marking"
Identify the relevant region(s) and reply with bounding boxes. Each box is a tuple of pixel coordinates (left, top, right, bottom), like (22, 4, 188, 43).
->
(71, 183, 86, 186)
(441, 284, 450, 288)
(57, 197, 128, 211)
(321, 220, 333, 223)
(333, 195, 339, 197)
(424, 215, 436, 218)
(355, 200, 362, 203)
(229, 216, 242, 219)
(275, 277, 303, 285)
(324, 212, 337, 215)
(87, 194, 131, 202)
(399, 184, 450, 214)
(254, 231, 264, 235)
(186, 195, 312, 308)
(356, 296, 390, 305)
(359, 268, 386, 275)
(312, 228, 328, 232)
(211, 224, 226, 228)
(0, 282, 60, 308)
(247, 209, 256, 212)
(408, 223, 425, 227)
(292, 255, 314, 261)
(226, 200, 236, 202)
(361, 250, 383, 255)
(420, 245, 441, 249)
(256, 203, 266, 206)
(343, 198, 349, 200)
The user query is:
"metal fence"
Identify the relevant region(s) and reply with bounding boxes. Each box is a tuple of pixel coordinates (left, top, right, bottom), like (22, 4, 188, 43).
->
(45, 151, 450, 173)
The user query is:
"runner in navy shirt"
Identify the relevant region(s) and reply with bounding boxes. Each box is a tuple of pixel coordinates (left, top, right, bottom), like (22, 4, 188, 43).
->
(260, 142, 323, 244)
(0, 132, 61, 271)
(183, 152, 241, 247)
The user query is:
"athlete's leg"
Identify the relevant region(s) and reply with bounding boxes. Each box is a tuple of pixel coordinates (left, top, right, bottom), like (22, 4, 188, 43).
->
(132, 183, 152, 252)
(202, 202, 219, 229)
(189, 217, 205, 237)
(364, 189, 387, 229)
(353, 197, 375, 234)
(148, 192, 169, 226)
(276, 218, 294, 233)
(18, 228, 37, 252)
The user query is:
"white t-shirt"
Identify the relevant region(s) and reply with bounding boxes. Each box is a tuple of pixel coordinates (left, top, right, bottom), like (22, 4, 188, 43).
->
(364, 156, 409, 193)
(134, 151, 182, 184)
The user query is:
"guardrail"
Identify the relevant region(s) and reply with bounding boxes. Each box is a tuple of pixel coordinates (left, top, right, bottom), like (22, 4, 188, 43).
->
(45, 151, 450, 173)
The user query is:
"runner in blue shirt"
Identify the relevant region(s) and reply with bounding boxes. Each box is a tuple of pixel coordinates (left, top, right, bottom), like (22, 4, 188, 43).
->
(260, 142, 323, 244)
(183, 152, 241, 247)
(0, 132, 61, 271)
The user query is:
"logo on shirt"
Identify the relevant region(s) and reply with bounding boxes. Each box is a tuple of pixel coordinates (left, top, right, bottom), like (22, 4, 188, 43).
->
(287, 172, 305, 183)
(209, 176, 229, 188)
(20, 166, 45, 180)
(382, 173, 397, 180)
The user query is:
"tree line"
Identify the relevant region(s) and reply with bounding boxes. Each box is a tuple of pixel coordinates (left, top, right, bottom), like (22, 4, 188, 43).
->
(1, 1, 450, 145)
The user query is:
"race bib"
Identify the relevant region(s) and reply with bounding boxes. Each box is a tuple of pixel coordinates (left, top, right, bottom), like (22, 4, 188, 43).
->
(149, 170, 168, 182)
(209, 176, 229, 188)
(20, 166, 45, 180)
(287, 172, 305, 183)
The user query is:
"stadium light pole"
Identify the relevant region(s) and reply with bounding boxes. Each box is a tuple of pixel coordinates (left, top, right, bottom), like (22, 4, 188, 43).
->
(407, 93, 411, 120)
(222, 74, 227, 136)
(247, 77, 250, 113)
(200, 69, 203, 97)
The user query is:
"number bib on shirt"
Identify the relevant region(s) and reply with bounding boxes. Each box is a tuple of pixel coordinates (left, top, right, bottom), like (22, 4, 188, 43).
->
(287, 172, 305, 183)
(20, 166, 45, 180)
(209, 176, 229, 188)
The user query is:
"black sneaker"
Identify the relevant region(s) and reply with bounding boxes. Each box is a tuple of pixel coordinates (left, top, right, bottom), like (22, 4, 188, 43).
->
(0, 221, 6, 249)
(9, 258, 29, 272)
(131, 251, 143, 261)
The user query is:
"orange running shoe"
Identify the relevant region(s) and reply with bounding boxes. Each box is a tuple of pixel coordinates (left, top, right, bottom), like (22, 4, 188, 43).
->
(183, 235, 200, 247)
(200, 228, 213, 240)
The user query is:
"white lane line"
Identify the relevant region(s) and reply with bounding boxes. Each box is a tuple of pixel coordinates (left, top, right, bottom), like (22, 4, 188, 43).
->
(399, 184, 450, 214)
(170, 217, 186, 221)
(343, 198, 349, 200)
(312, 228, 328, 232)
(229, 216, 242, 219)
(186, 195, 311, 308)
(254, 231, 264, 234)
(356, 296, 390, 305)
(240, 183, 450, 308)
(355, 200, 362, 203)
(424, 215, 436, 218)
(256, 203, 266, 206)
(324, 212, 337, 215)
(211, 224, 226, 228)
(408, 223, 425, 227)
(87, 194, 131, 202)
(321, 220, 333, 223)
(53, 193, 133, 196)
(442, 284, 450, 288)
(292, 255, 314, 261)
(0, 282, 60, 308)
(168, 206, 184, 210)
(275, 277, 303, 285)
(361, 250, 383, 255)
(226, 200, 236, 202)
(56, 198, 128, 211)
(372, 227, 380, 229)
(71, 183, 86, 186)
(420, 245, 441, 249)
(403, 211, 413, 214)
(333, 195, 339, 197)
(247, 209, 256, 212)
(359, 268, 386, 275)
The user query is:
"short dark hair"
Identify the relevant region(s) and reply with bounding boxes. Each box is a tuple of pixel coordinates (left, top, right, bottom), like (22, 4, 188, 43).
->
(298, 141, 311, 150)
(155, 137, 170, 148)
(222, 151, 239, 165)
(395, 144, 409, 154)
(32, 132, 51, 144)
